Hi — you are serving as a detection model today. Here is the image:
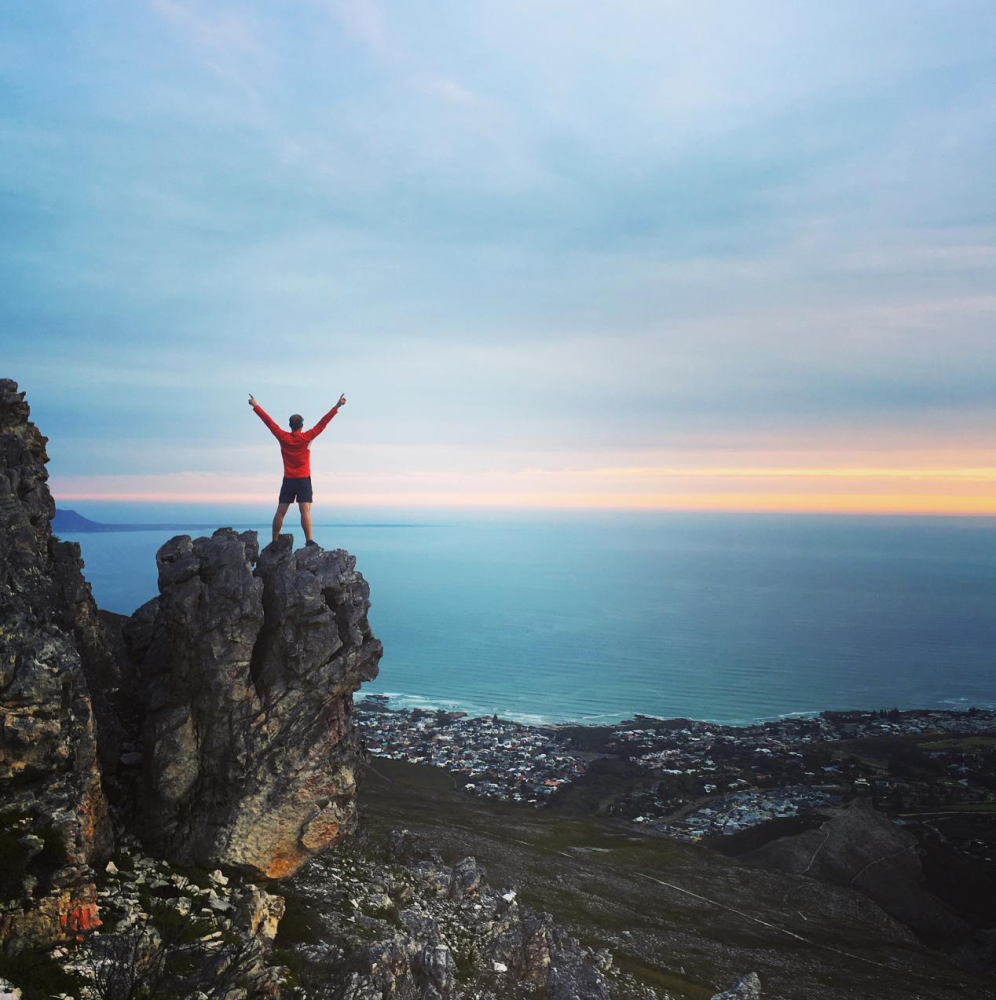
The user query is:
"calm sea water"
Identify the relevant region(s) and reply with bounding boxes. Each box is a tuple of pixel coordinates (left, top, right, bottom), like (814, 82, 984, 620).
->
(60, 513, 996, 725)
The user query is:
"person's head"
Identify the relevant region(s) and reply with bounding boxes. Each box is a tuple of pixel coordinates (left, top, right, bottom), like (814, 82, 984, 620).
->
(289, 414, 304, 431)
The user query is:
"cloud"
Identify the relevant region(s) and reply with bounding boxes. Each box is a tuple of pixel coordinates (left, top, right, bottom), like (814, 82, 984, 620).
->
(3, 1, 996, 512)
(417, 73, 477, 107)
(327, 0, 483, 112)
(330, 0, 390, 58)
(150, 0, 264, 54)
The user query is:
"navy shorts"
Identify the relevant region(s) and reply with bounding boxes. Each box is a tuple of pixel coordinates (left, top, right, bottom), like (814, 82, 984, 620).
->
(279, 476, 313, 503)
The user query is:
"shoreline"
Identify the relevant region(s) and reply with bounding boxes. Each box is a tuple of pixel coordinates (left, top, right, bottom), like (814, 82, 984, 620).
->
(356, 690, 996, 730)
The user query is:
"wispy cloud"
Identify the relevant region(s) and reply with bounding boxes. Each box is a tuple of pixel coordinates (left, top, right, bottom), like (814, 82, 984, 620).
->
(327, 0, 482, 109)
(150, 0, 264, 54)
(330, 0, 391, 58)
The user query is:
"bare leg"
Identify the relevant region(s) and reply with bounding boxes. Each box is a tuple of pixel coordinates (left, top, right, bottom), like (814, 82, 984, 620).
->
(300, 502, 313, 543)
(272, 502, 291, 543)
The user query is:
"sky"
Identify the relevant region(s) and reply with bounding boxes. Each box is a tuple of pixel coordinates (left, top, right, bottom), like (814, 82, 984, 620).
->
(2, 1, 995, 515)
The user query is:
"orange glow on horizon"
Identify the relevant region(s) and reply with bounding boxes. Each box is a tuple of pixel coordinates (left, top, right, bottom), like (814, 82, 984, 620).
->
(50, 458, 996, 517)
(51, 489, 996, 516)
(577, 466, 996, 481)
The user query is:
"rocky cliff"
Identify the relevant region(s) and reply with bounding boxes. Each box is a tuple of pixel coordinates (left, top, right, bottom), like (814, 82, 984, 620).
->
(0, 379, 112, 951)
(123, 529, 383, 878)
(0, 375, 382, 954)
(0, 378, 759, 1000)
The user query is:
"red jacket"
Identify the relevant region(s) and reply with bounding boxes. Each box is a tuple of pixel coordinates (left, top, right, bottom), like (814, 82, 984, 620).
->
(253, 403, 339, 478)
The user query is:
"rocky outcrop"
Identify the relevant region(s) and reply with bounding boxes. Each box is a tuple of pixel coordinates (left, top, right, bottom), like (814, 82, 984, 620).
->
(68, 843, 288, 999)
(0, 379, 112, 952)
(281, 828, 617, 1000)
(711, 972, 761, 999)
(123, 529, 382, 878)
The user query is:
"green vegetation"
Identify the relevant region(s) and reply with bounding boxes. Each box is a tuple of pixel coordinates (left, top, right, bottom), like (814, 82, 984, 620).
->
(148, 901, 213, 943)
(611, 955, 714, 1000)
(357, 757, 987, 1000)
(271, 947, 307, 986)
(919, 736, 996, 750)
(452, 938, 481, 982)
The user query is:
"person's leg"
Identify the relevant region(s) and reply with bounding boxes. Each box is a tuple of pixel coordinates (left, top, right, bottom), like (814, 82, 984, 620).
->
(299, 502, 313, 543)
(272, 502, 291, 542)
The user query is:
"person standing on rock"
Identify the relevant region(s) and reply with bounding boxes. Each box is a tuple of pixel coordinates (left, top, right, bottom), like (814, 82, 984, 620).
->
(248, 393, 346, 546)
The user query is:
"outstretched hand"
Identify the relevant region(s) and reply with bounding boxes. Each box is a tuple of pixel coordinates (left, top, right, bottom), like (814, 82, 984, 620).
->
(337, 394, 347, 408)
(248, 394, 257, 407)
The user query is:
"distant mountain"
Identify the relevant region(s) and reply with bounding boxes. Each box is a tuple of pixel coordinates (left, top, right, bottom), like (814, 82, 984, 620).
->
(52, 507, 111, 532)
(51, 507, 216, 532)
(51, 507, 427, 533)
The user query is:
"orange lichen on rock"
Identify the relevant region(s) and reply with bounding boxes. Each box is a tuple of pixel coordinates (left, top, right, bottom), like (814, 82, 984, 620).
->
(60, 890, 101, 935)
(300, 817, 341, 852)
(263, 849, 306, 880)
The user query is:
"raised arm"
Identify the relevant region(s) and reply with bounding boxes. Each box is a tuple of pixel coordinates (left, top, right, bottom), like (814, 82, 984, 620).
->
(248, 395, 286, 441)
(304, 394, 346, 441)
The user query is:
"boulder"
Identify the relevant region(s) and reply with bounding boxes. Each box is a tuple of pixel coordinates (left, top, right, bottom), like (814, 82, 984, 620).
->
(711, 972, 762, 999)
(233, 884, 286, 950)
(124, 529, 382, 877)
(447, 857, 483, 901)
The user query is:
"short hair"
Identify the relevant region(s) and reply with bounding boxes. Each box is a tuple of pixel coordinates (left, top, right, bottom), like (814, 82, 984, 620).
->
(289, 414, 304, 430)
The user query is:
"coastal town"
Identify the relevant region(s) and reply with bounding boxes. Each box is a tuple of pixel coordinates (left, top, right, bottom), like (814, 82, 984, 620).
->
(603, 707, 996, 838)
(627, 786, 839, 841)
(356, 698, 996, 850)
(355, 697, 593, 804)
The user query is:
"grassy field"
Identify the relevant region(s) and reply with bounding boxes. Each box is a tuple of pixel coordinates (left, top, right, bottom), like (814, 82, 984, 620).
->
(357, 758, 991, 1000)
(919, 736, 996, 751)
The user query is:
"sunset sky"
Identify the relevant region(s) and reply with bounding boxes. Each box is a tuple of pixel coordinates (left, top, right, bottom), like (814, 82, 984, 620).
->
(3, 2, 995, 514)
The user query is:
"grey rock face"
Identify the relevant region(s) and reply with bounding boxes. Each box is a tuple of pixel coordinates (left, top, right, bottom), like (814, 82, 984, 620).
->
(124, 530, 382, 878)
(711, 972, 762, 999)
(0, 379, 112, 952)
(446, 857, 482, 901)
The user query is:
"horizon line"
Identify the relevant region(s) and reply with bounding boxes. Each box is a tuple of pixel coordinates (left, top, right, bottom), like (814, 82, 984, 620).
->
(52, 492, 996, 518)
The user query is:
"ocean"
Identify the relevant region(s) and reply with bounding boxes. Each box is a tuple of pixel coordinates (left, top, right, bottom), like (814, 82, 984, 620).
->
(59, 511, 996, 726)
